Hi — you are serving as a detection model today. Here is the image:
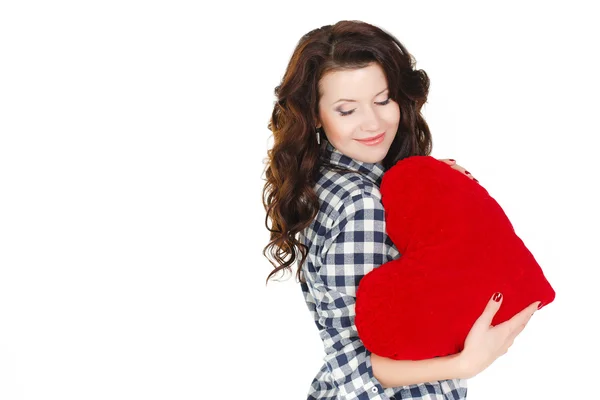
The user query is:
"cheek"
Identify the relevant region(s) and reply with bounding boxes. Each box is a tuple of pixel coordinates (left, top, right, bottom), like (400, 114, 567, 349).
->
(326, 128, 348, 144)
(384, 104, 401, 124)
(323, 117, 354, 140)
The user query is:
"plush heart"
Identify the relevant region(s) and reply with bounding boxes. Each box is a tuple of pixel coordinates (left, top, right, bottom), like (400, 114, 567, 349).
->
(355, 155, 556, 361)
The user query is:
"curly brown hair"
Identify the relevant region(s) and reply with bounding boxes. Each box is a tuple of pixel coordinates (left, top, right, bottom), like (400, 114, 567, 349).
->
(261, 20, 434, 285)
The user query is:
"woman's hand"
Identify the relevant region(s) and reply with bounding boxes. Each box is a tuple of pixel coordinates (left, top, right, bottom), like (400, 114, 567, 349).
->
(438, 158, 479, 184)
(457, 293, 541, 379)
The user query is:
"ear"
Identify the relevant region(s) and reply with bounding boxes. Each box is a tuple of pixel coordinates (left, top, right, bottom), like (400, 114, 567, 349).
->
(314, 115, 322, 130)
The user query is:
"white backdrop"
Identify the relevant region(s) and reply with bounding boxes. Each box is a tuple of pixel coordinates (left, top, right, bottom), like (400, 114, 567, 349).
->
(1, 1, 598, 399)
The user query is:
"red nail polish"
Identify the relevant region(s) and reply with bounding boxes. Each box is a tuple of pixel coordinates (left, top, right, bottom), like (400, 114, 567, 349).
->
(537, 302, 544, 310)
(465, 171, 471, 175)
(493, 292, 502, 302)
(449, 159, 455, 162)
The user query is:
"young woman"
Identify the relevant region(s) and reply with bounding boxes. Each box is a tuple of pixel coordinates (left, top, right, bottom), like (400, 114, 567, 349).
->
(262, 20, 540, 400)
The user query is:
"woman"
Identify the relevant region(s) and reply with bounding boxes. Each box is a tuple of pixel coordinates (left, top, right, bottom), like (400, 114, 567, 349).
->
(262, 20, 539, 399)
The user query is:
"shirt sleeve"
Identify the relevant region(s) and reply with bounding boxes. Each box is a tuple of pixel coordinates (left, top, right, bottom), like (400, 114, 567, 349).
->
(315, 189, 398, 399)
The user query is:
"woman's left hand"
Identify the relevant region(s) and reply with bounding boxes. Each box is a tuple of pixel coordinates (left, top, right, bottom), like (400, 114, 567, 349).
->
(438, 158, 479, 183)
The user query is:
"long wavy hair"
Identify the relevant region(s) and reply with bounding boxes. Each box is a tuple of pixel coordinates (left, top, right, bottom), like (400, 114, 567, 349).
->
(262, 20, 433, 285)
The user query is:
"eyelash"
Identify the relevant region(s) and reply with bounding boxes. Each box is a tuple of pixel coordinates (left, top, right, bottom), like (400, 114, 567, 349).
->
(338, 97, 392, 116)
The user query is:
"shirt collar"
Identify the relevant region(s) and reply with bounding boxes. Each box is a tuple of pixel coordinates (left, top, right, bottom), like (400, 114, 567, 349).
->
(321, 140, 386, 186)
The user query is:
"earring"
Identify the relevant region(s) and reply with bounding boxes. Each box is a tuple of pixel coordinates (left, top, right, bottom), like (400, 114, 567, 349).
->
(315, 127, 321, 145)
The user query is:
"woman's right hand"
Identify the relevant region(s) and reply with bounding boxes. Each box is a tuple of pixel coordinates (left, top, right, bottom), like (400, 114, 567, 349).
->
(457, 293, 541, 379)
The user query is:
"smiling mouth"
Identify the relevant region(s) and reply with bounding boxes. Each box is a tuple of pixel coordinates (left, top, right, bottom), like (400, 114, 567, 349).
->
(356, 132, 385, 142)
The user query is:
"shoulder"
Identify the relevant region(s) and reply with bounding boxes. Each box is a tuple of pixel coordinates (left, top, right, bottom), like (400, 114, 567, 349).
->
(315, 166, 383, 217)
(301, 166, 385, 246)
(314, 167, 385, 232)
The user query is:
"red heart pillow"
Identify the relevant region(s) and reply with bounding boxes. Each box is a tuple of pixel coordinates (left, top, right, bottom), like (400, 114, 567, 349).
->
(355, 155, 556, 361)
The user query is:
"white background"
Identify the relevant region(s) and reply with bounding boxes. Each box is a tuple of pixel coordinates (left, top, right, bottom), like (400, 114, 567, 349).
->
(0, 1, 598, 399)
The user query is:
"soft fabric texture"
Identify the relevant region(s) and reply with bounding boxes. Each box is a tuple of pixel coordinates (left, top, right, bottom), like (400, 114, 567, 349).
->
(355, 155, 556, 361)
(299, 141, 468, 399)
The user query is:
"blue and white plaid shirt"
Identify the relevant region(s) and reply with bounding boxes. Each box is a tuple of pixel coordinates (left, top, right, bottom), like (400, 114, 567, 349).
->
(298, 141, 468, 399)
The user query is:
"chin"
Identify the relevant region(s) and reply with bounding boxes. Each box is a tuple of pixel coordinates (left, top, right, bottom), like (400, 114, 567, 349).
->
(365, 145, 391, 164)
(358, 151, 388, 164)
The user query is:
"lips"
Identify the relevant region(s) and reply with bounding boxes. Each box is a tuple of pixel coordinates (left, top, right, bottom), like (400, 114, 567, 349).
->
(357, 132, 385, 142)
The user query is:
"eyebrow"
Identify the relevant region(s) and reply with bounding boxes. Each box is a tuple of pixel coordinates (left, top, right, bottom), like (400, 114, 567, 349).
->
(331, 87, 389, 106)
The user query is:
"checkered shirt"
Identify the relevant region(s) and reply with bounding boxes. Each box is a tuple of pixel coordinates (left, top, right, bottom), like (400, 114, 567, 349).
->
(298, 141, 468, 399)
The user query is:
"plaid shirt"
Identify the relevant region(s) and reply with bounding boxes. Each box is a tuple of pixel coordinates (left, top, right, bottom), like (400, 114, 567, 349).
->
(298, 141, 468, 399)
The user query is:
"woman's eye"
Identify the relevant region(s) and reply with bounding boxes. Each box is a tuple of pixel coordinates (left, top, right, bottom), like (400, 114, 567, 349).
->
(338, 97, 392, 117)
(376, 97, 392, 106)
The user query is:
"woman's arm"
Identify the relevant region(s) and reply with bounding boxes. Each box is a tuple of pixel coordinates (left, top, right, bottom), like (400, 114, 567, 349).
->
(371, 352, 466, 388)
(316, 188, 468, 395)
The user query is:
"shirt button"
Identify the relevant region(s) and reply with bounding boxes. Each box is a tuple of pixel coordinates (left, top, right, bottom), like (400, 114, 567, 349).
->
(371, 387, 378, 393)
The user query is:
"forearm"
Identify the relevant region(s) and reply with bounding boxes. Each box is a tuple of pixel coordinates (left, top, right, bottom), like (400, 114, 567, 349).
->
(371, 352, 467, 388)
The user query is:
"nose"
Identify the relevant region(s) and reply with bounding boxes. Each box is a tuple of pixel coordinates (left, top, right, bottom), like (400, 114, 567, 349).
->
(360, 106, 382, 133)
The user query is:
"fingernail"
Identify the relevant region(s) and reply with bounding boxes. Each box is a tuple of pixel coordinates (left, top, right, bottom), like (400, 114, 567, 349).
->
(449, 159, 455, 162)
(465, 171, 471, 175)
(493, 292, 502, 302)
(537, 302, 543, 310)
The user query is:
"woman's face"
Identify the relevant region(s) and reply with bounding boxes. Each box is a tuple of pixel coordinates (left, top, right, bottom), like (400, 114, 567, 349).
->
(316, 62, 400, 164)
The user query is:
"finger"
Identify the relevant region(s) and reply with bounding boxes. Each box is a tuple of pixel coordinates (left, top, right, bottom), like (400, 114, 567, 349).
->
(506, 317, 530, 343)
(443, 161, 479, 182)
(451, 164, 476, 179)
(448, 162, 473, 174)
(505, 338, 515, 350)
(505, 312, 536, 345)
(509, 313, 533, 337)
(439, 158, 456, 165)
(477, 292, 503, 326)
(502, 301, 540, 333)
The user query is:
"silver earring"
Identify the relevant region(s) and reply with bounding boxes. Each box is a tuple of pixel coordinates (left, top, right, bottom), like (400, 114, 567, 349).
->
(315, 128, 321, 144)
